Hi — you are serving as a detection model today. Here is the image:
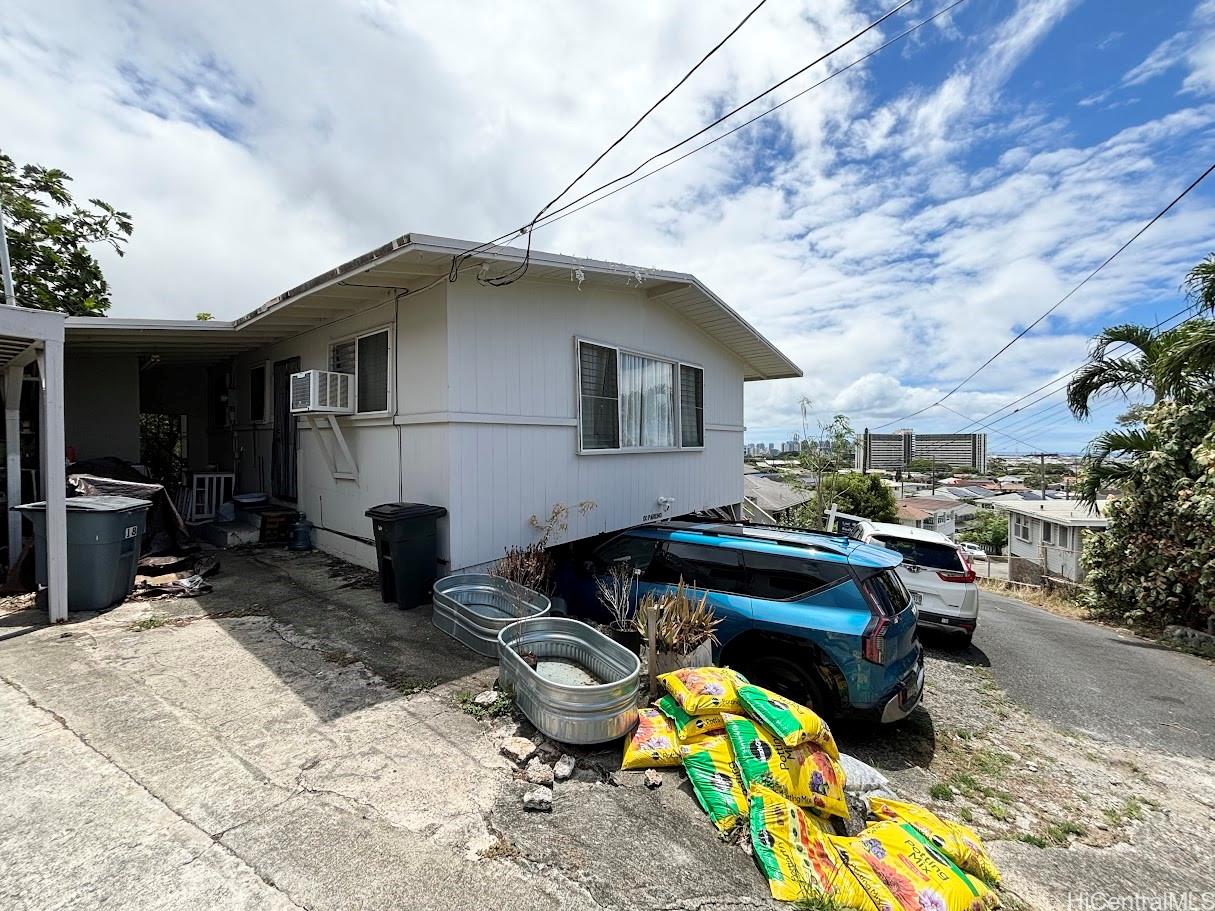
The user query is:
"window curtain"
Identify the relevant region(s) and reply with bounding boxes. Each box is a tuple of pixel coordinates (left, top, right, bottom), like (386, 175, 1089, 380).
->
(619, 353, 675, 447)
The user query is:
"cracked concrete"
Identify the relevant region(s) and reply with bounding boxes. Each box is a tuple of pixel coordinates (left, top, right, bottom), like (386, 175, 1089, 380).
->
(0, 549, 767, 911)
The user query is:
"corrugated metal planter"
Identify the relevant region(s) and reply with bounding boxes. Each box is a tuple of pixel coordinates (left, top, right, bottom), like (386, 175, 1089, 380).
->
(432, 574, 551, 658)
(498, 617, 640, 745)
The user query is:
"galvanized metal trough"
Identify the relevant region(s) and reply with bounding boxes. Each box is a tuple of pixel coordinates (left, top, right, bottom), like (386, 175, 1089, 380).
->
(497, 617, 640, 745)
(431, 574, 551, 658)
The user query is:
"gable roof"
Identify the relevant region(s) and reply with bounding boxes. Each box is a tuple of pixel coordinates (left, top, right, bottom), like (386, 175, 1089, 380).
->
(63, 233, 801, 379)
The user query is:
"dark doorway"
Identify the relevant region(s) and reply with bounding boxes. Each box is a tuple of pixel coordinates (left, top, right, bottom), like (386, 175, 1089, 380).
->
(271, 357, 300, 501)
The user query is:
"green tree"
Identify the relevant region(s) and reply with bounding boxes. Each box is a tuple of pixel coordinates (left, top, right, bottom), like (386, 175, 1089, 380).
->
(957, 510, 1007, 552)
(787, 473, 897, 526)
(792, 408, 855, 529)
(0, 152, 132, 315)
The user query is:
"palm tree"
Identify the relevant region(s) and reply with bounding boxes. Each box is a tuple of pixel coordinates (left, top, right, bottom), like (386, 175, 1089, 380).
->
(1065, 322, 1180, 419)
(1074, 427, 1156, 505)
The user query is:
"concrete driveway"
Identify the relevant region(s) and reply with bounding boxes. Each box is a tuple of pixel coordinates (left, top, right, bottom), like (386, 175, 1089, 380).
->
(0, 550, 763, 911)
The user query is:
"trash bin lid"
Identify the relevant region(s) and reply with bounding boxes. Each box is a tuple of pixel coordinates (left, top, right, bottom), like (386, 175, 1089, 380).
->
(15, 495, 153, 513)
(365, 502, 447, 521)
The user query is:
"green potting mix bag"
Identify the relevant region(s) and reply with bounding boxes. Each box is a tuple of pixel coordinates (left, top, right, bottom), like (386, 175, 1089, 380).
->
(654, 694, 724, 741)
(737, 682, 840, 759)
(722, 713, 849, 820)
(679, 734, 749, 832)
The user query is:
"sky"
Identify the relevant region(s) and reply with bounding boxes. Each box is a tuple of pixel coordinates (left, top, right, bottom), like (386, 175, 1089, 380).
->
(2, 0, 1213, 455)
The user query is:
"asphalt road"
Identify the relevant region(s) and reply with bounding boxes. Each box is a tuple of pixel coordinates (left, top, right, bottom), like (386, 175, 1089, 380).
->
(928, 590, 1215, 759)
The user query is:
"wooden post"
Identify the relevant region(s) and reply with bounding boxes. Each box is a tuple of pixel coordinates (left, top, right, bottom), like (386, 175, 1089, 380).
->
(41, 340, 67, 623)
(646, 602, 657, 700)
(5, 364, 21, 566)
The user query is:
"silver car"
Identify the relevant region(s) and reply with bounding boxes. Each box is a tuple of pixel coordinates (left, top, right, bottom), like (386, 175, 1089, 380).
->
(851, 521, 980, 645)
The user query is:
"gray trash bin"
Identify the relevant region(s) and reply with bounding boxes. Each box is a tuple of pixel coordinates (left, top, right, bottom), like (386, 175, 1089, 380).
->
(16, 495, 152, 612)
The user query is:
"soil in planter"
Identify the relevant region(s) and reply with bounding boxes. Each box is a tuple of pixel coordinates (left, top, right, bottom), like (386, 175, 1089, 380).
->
(534, 657, 602, 687)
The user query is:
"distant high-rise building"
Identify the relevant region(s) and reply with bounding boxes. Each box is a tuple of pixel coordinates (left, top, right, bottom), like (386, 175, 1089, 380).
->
(854, 428, 987, 473)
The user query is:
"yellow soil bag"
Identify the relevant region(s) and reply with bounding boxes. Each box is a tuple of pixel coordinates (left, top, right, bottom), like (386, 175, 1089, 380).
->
(654, 694, 724, 741)
(679, 734, 749, 832)
(621, 708, 681, 770)
(722, 713, 849, 820)
(749, 783, 897, 909)
(658, 666, 749, 715)
(737, 682, 840, 759)
(847, 820, 998, 911)
(866, 796, 1001, 886)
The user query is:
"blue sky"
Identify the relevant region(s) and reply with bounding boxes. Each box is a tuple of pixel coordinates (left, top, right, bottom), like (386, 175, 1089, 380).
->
(2, 0, 1213, 455)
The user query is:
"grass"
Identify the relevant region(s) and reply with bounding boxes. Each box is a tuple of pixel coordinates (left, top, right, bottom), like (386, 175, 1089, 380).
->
(1043, 819, 1087, 845)
(970, 748, 1015, 775)
(957, 806, 974, 823)
(977, 577, 1088, 619)
(1103, 797, 1145, 826)
(128, 614, 170, 631)
(458, 689, 515, 720)
(1016, 833, 1048, 848)
(987, 801, 1012, 822)
(928, 783, 954, 801)
(793, 889, 848, 911)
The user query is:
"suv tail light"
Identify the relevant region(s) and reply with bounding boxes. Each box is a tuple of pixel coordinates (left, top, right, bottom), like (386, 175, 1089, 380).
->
(938, 551, 976, 583)
(862, 616, 890, 665)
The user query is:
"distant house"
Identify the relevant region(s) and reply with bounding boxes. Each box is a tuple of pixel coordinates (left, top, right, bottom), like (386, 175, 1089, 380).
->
(743, 473, 814, 523)
(896, 497, 960, 537)
(995, 499, 1109, 584)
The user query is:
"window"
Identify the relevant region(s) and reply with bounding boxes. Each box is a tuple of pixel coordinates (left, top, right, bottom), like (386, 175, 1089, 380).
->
(577, 340, 704, 451)
(1056, 525, 1069, 549)
(579, 342, 619, 450)
(1042, 521, 1053, 544)
(680, 364, 704, 447)
(1013, 514, 1031, 542)
(862, 569, 911, 616)
(330, 329, 390, 414)
(594, 534, 659, 573)
(873, 535, 964, 572)
(644, 541, 747, 594)
(743, 550, 848, 601)
(249, 364, 267, 423)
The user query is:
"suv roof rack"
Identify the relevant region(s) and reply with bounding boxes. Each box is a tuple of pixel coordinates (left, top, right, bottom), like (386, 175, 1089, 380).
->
(655, 520, 851, 556)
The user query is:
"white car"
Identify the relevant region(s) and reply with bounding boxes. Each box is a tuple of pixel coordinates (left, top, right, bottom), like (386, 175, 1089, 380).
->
(958, 541, 988, 561)
(851, 521, 980, 644)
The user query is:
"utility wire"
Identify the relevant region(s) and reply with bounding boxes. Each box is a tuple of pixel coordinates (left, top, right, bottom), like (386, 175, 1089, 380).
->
(875, 162, 1215, 430)
(450, 0, 919, 285)
(528, 0, 971, 236)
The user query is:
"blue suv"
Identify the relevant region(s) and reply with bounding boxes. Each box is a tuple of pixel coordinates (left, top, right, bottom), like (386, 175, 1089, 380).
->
(557, 522, 924, 723)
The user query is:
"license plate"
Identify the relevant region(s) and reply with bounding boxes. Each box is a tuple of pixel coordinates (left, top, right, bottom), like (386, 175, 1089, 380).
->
(911, 591, 922, 605)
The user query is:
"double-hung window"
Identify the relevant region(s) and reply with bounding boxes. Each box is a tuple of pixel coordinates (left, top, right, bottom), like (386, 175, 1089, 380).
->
(330, 328, 391, 414)
(577, 340, 704, 452)
(1013, 514, 1031, 542)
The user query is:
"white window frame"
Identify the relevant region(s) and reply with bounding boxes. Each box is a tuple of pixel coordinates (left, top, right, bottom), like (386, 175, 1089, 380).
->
(1013, 513, 1031, 543)
(249, 361, 270, 424)
(1042, 520, 1053, 544)
(575, 337, 704, 455)
(329, 326, 393, 418)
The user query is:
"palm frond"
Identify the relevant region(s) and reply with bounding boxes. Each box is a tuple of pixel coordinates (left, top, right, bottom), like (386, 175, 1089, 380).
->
(1090, 323, 1157, 360)
(1087, 427, 1157, 459)
(1066, 356, 1153, 419)
(1155, 319, 1215, 395)
(1183, 254, 1215, 313)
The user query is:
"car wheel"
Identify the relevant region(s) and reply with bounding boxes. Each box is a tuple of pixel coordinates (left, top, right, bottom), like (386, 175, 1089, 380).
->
(736, 654, 833, 720)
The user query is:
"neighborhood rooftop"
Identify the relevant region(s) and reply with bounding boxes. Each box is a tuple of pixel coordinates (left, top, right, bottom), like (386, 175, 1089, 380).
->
(994, 498, 1110, 526)
(61, 233, 801, 380)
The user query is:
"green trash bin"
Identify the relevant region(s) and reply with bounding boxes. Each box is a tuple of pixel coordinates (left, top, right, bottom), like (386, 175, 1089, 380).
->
(16, 495, 152, 613)
(365, 502, 447, 609)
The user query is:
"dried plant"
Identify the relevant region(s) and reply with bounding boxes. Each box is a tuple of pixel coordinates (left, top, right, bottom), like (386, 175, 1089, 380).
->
(529, 500, 597, 547)
(492, 543, 555, 595)
(635, 579, 720, 654)
(596, 561, 638, 632)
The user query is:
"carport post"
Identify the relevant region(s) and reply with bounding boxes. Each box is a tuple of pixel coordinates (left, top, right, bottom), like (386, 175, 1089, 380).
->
(40, 339, 67, 623)
(5, 365, 20, 565)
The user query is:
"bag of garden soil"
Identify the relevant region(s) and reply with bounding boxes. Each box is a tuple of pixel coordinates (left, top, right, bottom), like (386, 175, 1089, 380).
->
(866, 796, 1001, 886)
(737, 682, 840, 759)
(621, 708, 682, 770)
(658, 666, 749, 715)
(654, 694, 724, 741)
(679, 734, 749, 832)
(722, 713, 849, 820)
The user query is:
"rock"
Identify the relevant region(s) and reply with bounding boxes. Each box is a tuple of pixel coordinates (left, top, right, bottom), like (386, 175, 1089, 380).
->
(1163, 624, 1215, 656)
(644, 769, 663, 789)
(525, 757, 555, 786)
(553, 754, 576, 782)
(501, 736, 538, 766)
(473, 690, 499, 707)
(534, 737, 563, 764)
(522, 786, 553, 812)
(1015, 814, 1034, 832)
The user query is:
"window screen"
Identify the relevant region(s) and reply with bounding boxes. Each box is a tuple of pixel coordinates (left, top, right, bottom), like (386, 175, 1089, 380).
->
(743, 551, 847, 600)
(1042, 522, 1053, 544)
(680, 365, 704, 447)
(645, 541, 747, 594)
(357, 331, 389, 413)
(249, 365, 266, 422)
(579, 342, 619, 450)
(330, 339, 356, 374)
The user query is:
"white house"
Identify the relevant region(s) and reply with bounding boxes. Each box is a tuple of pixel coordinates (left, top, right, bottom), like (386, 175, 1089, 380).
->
(896, 496, 965, 537)
(59, 233, 799, 573)
(995, 499, 1109, 584)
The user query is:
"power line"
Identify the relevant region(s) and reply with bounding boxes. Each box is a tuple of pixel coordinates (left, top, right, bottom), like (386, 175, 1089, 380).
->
(875, 162, 1215, 430)
(450, 0, 921, 285)
(528, 0, 971, 236)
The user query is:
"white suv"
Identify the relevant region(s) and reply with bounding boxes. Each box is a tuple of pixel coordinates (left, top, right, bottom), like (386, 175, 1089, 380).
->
(851, 521, 980, 645)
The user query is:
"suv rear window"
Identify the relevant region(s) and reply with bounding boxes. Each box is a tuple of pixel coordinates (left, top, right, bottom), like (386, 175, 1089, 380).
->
(863, 569, 911, 615)
(742, 550, 848, 600)
(873, 535, 964, 573)
(594, 534, 659, 573)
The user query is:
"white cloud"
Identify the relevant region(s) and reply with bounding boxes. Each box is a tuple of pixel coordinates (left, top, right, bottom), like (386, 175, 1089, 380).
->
(1, 0, 1213, 454)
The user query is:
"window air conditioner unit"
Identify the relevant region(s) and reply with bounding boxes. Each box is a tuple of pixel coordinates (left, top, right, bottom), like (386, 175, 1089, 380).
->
(290, 370, 354, 414)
